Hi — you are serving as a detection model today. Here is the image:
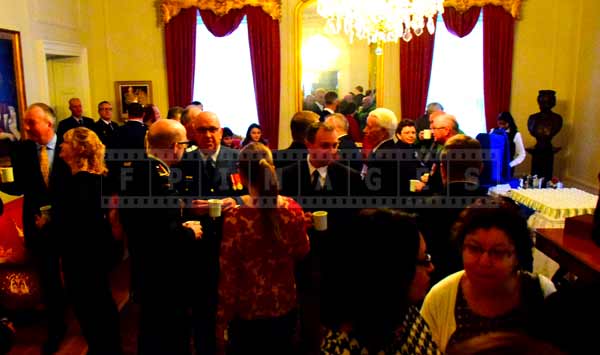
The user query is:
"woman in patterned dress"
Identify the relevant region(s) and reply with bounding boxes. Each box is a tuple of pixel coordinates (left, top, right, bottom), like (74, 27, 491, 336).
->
(321, 209, 440, 355)
(216, 142, 310, 355)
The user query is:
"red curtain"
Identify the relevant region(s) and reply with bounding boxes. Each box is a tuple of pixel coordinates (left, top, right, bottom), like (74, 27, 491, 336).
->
(483, 5, 515, 131)
(199, 8, 245, 37)
(442, 6, 481, 38)
(165, 7, 198, 108)
(246, 6, 281, 148)
(400, 17, 437, 120)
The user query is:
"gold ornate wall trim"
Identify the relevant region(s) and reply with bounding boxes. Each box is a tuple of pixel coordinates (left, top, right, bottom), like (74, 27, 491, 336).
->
(161, 0, 282, 23)
(443, 0, 522, 18)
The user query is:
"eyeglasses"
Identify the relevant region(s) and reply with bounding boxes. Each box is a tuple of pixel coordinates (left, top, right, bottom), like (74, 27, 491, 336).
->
(463, 243, 514, 261)
(99, 107, 113, 111)
(195, 127, 220, 134)
(416, 253, 432, 267)
(431, 126, 448, 131)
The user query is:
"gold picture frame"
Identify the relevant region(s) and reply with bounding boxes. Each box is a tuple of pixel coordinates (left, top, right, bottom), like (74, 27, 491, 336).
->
(0, 28, 27, 166)
(114, 81, 153, 120)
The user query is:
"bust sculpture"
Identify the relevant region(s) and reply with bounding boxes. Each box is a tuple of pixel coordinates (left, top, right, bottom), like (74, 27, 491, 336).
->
(527, 90, 563, 150)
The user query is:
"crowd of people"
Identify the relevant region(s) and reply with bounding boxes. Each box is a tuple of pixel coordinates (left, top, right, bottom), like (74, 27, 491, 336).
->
(0, 95, 589, 355)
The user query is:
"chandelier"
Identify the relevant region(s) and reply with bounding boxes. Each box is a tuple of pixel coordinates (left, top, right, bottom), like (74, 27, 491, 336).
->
(317, 0, 444, 49)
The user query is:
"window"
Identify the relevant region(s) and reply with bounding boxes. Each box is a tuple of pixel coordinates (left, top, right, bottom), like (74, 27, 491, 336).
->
(426, 13, 486, 137)
(193, 16, 259, 137)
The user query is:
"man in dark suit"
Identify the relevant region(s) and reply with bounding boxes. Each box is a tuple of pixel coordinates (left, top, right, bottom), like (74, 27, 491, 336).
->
(118, 119, 202, 354)
(0, 103, 68, 354)
(319, 91, 338, 122)
(274, 110, 319, 169)
(363, 107, 400, 202)
(417, 134, 488, 283)
(113, 102, 146, 150)
(56, 97, 94, 142)
(177, 110, 241, 355)
(308, 88, 326, 117)
(92, 100, 119, 148)
(325, 113, 361, 172)
(280, 121, 364, 354)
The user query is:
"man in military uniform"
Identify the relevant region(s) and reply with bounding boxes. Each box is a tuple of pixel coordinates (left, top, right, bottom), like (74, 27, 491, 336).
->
(118, 119, 202, 354)
(92, 100, 119, 148)
(177, 110, 242, 355)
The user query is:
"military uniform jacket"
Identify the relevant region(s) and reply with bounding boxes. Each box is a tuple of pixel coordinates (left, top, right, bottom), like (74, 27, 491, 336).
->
(118, 155, 195, 301)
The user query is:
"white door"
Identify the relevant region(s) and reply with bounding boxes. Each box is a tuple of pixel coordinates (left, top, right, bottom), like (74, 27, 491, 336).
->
(46, 55, 91, 122)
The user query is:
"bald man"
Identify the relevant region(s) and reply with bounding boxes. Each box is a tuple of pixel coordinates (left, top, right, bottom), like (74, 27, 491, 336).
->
(422, 113, 461, 194)
(56, 97, 94, 142)
(176, 110, 242, 355)
(119, 119, 201, 355)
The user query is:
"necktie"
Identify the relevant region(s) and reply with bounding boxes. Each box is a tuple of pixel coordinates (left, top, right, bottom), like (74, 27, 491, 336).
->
(204, 158, 216, 183)
(39, 145, 50, 186)
(312, 170, 322, 191)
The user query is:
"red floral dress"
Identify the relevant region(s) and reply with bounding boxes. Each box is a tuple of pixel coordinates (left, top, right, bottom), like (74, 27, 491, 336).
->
(216, 196, 310, 347)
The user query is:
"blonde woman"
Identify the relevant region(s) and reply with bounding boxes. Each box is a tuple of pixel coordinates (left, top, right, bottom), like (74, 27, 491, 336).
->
(55, 127, 122, 354)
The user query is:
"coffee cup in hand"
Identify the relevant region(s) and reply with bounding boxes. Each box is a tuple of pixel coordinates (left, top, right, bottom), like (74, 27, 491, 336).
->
(208, 199, 223, 218)
(409, 179, 420, 192)
(313, 211, 328, 231)
(422, 129, 432, 140)
(0, 167, 14, 183)
(40, 205, 52, 222)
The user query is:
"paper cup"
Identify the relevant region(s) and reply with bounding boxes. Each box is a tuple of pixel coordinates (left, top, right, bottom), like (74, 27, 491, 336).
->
(422, 129, 432, 140)
(40, 205, 52, 221)
(409, 179, 420, 192)
(313, 211, 328, 231)
(208, 199, 222, 218)
(0, 167, 14, 183)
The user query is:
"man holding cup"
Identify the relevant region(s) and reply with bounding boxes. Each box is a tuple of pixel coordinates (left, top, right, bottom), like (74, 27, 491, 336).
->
(0, 103, 70, 354)
(176, 110, 242, 355)
(117, 119, 202, 354)
(280, 121, 364, 354)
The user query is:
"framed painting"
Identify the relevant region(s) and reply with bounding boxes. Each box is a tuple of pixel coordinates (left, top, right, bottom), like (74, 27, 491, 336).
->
(114, 81, 153, 120)
(0, 29, 27, 166)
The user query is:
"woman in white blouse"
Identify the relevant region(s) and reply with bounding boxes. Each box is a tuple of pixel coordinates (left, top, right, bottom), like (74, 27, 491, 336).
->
(490, 112, 526, 175)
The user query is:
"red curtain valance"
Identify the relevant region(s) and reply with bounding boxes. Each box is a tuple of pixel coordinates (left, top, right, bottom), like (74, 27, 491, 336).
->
(442, 6, 481, 38)
(199, 8, 245, 37)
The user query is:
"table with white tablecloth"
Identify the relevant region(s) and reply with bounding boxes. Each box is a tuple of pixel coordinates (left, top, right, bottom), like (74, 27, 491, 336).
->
(509, 188, 598, 229)
(508, 188, 598, 278)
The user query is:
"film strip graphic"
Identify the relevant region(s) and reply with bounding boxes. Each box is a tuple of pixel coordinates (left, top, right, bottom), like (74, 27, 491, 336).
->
(102, 147, 504, 209)
(102, 195, 501, 209)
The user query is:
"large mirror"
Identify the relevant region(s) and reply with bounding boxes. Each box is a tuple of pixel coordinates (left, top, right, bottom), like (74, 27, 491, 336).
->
(294, 0, 382, 112)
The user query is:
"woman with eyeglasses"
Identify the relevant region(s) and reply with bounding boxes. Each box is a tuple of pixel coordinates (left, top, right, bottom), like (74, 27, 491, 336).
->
(420, 199, 556, 353)
(321, 209, 439, 355)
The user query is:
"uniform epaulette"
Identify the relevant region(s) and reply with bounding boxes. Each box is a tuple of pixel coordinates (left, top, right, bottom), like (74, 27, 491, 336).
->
(155, 163, 170, 177)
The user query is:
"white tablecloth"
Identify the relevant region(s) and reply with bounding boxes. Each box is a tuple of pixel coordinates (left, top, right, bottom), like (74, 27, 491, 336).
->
(509, 188, 597, 220)
(508, 188, 597, 278)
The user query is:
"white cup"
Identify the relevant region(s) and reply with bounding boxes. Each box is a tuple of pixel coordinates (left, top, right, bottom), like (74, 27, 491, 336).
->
(422, 129, 432, 140)
(0, 167, 14, 183)
(313, 211, 328, 231)
(409, 179, 420, 192)
(208, 199, 222, 218)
